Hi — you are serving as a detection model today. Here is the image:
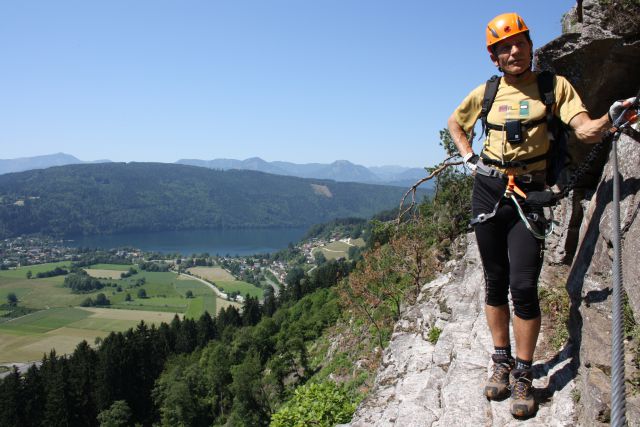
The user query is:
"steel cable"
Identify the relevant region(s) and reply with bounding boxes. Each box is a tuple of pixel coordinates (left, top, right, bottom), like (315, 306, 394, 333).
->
(610, 131, 626, 427)
(610, 92, 640, 426)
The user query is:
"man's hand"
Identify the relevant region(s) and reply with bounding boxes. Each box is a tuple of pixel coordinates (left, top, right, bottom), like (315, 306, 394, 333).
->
(463, 152, 479, 172)
(609, 97, 638, 127)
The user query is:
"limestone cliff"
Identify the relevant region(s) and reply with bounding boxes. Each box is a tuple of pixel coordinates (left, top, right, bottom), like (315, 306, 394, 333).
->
(341, 1, 640, 425)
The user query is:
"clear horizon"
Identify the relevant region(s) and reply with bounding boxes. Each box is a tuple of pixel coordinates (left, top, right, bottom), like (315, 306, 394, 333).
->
(1, 151, 431, 169)
(2, 1, 575, 168)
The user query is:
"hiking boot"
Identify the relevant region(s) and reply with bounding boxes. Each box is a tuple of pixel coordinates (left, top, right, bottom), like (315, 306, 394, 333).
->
(484, 355, 514, 400)
(510, 369, 535, 417)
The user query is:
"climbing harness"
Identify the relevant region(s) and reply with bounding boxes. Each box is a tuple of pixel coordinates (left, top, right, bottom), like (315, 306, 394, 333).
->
(470, 160, 554, 239)
(469, 71, 567, 238)
(505, 175, 555, 240)
(609, 92, 639, 427)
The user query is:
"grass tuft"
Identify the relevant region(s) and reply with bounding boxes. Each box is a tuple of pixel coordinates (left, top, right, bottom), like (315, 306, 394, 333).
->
(427, 326, 442, 345)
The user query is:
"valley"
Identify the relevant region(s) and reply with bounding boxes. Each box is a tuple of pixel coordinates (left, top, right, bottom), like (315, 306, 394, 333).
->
(0, 228, 366, 367)
(0, 262, 245, 364)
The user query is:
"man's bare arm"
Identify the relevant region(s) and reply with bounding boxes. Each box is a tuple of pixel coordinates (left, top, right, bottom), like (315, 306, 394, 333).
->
(447, 113, 474, 157)
(569, 111, 610, 144)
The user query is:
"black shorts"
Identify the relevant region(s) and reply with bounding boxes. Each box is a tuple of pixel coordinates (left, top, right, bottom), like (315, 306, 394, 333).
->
(472, 174, 545, 320)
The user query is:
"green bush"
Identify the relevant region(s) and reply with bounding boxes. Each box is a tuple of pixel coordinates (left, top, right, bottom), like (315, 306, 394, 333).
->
(427, 326, 442, 344)
(270, 381, 357, 427)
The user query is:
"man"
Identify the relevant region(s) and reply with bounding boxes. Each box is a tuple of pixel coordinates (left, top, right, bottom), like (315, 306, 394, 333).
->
(447, 12, 636, 418)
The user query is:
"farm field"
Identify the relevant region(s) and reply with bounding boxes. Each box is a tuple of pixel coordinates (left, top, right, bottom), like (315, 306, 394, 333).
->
(313, 237, 366, 260)
(175, 276, 218, 315)
(0, 262, 71, 279)
(84, 264, 136, 280)
(0, 274, 103, 309)
(87, 264, 131, 271)
(0, 306, 178, 363)
(187, 266, 235, 281)
(216, 280, 264, 298)
(0, 263, 229, 365)
(186, 266, 264, 298)
(84, 269, 126, 280)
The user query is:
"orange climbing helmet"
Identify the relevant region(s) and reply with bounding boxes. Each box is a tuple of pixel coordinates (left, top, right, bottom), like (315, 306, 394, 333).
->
(486, 13, 530, 52)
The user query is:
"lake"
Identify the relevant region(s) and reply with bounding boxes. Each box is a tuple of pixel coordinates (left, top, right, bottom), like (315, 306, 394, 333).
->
(66, 227, 309, 256)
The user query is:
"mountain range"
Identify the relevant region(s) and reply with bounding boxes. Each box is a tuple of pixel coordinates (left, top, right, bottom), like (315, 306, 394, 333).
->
(0, 153, 430, 188)
(0, 153, 110, 175)
(0, 162, 426, 238)
(177, 157, 428, 187)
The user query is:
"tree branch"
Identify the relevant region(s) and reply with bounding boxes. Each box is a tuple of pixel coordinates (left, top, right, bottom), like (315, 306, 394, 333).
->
(397, 158, 463, 223)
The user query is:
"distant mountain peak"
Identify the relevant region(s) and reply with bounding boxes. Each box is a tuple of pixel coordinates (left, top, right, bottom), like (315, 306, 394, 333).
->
(0, 153, 110, 175)
(331, 159, 355, 165)
(176, 157, 432, 189)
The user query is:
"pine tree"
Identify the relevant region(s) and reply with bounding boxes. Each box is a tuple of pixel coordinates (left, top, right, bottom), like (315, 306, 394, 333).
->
(41, 351, 72, 427)
(241, 295, 262, 327)
(0, 368, 23, 426)
(217, 306, 242, 340)
(175, 318, 197, 354)
(96, 332, 128, 412)
(262, 285, 278, 317)
(196, 311, 217, 347)
(67, 341, 99, 426)
(22, 364, 45, 426)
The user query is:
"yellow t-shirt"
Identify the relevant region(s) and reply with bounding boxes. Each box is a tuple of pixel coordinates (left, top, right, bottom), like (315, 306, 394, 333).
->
(453, 72, 587, 174)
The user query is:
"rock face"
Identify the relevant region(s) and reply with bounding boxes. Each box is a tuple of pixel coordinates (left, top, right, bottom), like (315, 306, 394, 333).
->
(536, 0, 640, 262)
(568, 131, 640, 425)
(344, 131, 640, 427)
(344, 2, 640, 425)
(345, 236, 579, 426)
(537, 0, 640, 118)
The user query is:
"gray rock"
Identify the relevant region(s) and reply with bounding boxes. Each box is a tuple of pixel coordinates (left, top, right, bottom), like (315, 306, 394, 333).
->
(567, 131, 640, 426)
(346, 237, 578, 426)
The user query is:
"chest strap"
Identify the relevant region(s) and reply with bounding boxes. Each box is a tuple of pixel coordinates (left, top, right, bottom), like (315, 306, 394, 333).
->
(484, 116, 547, 132)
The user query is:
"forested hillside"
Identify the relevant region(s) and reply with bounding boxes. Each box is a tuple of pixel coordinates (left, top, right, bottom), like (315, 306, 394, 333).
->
(0, 162, 419, 238)
(0, 257, 353, 426)
(0, 132, 473, 426)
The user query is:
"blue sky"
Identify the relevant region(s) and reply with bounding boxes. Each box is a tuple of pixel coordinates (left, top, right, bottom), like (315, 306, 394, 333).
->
(1, 1, 576, 168)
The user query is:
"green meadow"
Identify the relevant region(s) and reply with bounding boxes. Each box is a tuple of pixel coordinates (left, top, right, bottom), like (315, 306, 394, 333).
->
(0, 263, 236, 363)
(313, 238, 366, 261)
(0, 307, 91, 335)
(88, 264, 131, 271)
(0, 262, 71, 279)
(185, 266, 265, 299)
(216, 280, 264, 298)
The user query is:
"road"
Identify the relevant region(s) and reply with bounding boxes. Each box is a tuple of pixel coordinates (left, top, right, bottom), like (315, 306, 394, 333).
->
(178, 272, 229, 300)
(0, 361, 42, 379)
